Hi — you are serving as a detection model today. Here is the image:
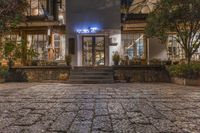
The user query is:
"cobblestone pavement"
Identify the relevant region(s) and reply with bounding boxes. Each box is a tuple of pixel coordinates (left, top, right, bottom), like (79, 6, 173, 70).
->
(0, 83, 200, 133)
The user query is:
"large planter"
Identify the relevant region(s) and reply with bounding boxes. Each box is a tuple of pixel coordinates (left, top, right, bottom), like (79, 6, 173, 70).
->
(0, 78, 5, 83)
(171, 77, 200, 86)
(7, 66, 71, 82)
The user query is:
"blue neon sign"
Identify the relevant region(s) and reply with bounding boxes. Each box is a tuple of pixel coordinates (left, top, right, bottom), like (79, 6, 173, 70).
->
(76, 27, 100, 34)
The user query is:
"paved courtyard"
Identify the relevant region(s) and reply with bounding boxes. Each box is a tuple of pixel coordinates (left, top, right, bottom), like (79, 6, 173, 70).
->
(0, 83, 200, 133)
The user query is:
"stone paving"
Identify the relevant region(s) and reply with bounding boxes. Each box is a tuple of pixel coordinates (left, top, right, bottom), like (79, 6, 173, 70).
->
(0, 83, 200, 133)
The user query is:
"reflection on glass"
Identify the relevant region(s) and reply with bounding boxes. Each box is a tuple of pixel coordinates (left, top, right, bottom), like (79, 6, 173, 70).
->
(27, 34, 47, 60)
(129, 0, 158, 14)
(27, 0, 47, 16)
(83, 36, 105, 66)
(83, 37, 93, 66)
(95, 37, 105, 66)
(167, 35, 184, 60)
(122, 33, 145, 60)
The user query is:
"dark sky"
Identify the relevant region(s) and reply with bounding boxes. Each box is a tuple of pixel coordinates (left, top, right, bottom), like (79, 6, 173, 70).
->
(68, 0, 121, 32)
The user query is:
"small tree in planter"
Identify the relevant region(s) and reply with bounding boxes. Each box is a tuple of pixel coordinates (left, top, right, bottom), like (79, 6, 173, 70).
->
(112, 51, 120, 65)
(65, 55, 72, 66)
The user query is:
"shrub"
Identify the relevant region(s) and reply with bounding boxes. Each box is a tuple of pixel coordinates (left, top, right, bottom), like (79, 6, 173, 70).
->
(112, 52, 120, 65)
(149, 58, 162, 65)
(65, 55, 72, 66)
(168, 63, 200, 79)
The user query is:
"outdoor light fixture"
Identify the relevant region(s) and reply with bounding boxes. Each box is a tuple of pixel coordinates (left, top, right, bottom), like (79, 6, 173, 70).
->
(76, 27, 99, 34)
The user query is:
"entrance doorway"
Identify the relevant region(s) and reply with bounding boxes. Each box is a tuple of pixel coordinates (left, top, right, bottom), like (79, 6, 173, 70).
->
(82, 36, 105, 66)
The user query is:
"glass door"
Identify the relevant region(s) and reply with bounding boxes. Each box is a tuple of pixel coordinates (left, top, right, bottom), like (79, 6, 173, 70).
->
(83, 37, 93, 66)
(82, 36, 105, 66)
(95, 37, 105, 66)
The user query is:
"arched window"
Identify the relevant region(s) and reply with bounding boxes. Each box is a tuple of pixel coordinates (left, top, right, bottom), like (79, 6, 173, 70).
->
(129, 0, 157, 14)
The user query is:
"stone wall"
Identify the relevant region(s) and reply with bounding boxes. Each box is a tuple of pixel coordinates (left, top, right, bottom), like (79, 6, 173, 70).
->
(7, 66, 71, 82)
(171, 77, 200, 86)
(113, 65, 170, 82)
(7, 65, 170, 83)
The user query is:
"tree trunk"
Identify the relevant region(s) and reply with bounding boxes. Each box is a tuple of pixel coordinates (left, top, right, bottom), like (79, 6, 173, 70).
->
(185, 51, 192, 65)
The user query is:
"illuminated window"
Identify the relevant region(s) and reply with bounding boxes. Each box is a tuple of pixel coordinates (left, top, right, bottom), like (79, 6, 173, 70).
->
(122, 33, 145, 60)
(129, 0, 157, 14)
(167, 34, 200, 61)
(54, 34, 60, 60)
(27, 34, 47, 60)
(167, 35, 184, 60)
(53, 33, 66, 60)
(4, 34, 21, 44)
(27, 0, 47, 16)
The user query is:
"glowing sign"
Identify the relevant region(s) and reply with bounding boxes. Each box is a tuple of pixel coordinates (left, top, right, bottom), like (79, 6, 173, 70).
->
(76, 27, 99, 34)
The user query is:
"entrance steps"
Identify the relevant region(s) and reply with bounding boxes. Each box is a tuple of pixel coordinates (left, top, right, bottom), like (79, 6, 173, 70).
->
(68, 66, 114, 84)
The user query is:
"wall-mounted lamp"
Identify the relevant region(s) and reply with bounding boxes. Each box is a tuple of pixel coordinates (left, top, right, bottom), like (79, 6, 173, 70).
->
(76, 27, 100, 34)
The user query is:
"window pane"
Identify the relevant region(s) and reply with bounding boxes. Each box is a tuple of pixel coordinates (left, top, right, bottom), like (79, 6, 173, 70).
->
(122, 33, 145, 60)
(31, 0, 39, 16)
(27, 34, 47, 60)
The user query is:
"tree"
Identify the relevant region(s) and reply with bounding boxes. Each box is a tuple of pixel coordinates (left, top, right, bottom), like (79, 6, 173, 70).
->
(0, 0, 28, 35)
(121, 0, 133, 21)
(0, 0, 28, 66)
(145, 0, 200, 64)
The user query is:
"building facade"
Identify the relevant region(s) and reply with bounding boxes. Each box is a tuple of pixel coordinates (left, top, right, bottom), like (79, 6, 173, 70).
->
(1, 0, 66, 62)
(1, 0, 200, 66)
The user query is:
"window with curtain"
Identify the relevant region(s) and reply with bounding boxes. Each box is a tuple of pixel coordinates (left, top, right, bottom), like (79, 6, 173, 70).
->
(167, 35, 184, 60)
(122, 33, 145, 60)
(27, 34, 47, 60)
(26, 0, 47, 16)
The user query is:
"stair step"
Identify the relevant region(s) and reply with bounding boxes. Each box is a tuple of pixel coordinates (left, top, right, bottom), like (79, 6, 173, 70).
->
(68, 66, 114, 84)
(70, 75, 113, 79)
(68, 79, 114, 84)
(70, 72, 113, 75)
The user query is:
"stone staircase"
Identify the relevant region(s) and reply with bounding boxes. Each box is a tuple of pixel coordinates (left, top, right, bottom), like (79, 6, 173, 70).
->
(68, 66, 114, 84)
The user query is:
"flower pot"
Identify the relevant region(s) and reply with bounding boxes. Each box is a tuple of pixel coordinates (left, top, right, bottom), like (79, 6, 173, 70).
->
(66, 63, 71, 66)
(0, 77, 5, 83)
(114, 61, 119, 66)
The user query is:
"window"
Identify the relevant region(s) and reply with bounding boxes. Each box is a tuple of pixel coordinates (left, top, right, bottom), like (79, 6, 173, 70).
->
(129, 0, 158, 14)
(27, 0, 47, 16)
(167, 35, 184, 60)
(52, 33, 66, 60)
(27, 34, 47, 60)
(122, 33, 145, 60)
(54, 34, 60, 60)
(0, 34, 21, 59)
(167, 34, 200, 61)
(4, 34, 21, 44)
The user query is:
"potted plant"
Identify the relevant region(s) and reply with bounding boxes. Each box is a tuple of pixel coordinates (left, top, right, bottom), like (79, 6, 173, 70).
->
(65, 55, 72, 66)
(112, 51, 120, 65)
(26, 48, 38, 66)
(2, 40, 16, 69)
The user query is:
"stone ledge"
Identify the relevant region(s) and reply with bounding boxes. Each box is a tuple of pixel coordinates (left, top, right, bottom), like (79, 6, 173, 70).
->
(113, 65, 165, 70)
(113, 65, 170, 82)
(7, 66, 71, 82)
(171, 77, 200, 86)
(11, 66, 71, 69)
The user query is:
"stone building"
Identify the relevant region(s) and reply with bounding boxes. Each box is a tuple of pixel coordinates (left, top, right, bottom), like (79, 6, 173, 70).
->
(121, 0, 200, 63)
(1, 0, 200, 66)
